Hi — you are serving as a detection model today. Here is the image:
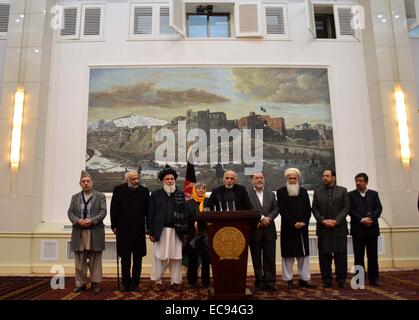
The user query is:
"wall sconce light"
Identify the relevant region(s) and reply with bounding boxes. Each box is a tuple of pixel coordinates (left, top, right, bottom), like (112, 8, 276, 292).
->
(10, 90, 25, 170)
(394, 87, 411, 166)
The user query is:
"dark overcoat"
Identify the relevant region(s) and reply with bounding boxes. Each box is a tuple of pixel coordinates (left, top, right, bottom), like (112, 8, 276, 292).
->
(110, 183, 150, 258)
(277, 187, 311, 257)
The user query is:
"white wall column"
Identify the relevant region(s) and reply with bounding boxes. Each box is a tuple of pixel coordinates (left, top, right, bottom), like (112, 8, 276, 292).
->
(0, 0, 55, 233)
(360, 0, 419, 265)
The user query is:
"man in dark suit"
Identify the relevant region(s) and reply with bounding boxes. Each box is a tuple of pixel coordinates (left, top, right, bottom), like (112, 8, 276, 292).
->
(111, 170, 150, 292)
(247, 172, 279, 291)
(206, 170, 253, 211)
(348, 172, 382, 286)
(312, 169, 349, 288)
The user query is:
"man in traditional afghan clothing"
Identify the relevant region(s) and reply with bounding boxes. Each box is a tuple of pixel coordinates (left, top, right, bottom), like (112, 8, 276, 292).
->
(148, 165, 187, 291)
(68, 171, 106, 293)
(277, 168, 313, 289)
(312, 169, 349, 288)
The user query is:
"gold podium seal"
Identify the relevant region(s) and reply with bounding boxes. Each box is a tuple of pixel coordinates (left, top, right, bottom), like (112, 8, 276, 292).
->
(213, 227, 245, 260)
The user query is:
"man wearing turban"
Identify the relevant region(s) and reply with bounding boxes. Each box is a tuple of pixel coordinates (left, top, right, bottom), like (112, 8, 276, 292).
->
(148, 165, 187, 291)
(277, 168, 313, 289)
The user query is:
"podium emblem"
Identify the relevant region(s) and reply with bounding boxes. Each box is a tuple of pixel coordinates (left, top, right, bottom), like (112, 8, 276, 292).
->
(213, 227, 245, 260)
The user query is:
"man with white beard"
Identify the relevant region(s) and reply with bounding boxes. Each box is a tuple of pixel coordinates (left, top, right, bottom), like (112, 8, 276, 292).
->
(148, 165, 187, 292)
(111, 170, 150, 292)
(277, 168, 313, 289)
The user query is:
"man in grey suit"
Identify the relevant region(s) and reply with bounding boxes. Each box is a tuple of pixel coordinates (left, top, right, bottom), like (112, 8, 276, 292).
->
(247, 172, 279, 291)
(68, 171, 107, 293)
(312, 169, 349, 288)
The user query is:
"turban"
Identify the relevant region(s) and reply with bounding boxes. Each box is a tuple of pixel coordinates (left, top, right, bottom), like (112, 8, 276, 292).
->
(284, 168, 301, 179)
(158, 165, 178, 181)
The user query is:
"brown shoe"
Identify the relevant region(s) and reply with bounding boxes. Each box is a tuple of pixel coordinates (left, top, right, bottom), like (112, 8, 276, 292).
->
(154, 283, 164, 292)
(170, 283, 182, 292)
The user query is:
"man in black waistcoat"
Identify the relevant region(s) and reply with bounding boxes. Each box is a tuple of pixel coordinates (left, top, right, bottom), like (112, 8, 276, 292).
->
(348, 172, 382, 286)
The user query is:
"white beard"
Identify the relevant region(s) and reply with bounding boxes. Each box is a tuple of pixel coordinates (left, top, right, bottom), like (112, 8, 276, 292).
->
(163, 184, 176, 194)
(127, 182, 138, 189)
(286, 182, 300, 197)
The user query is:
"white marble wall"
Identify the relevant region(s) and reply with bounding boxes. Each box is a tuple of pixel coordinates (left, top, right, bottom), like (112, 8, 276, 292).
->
(360, 0, 419, 226)
(0, 0, 56, 232)
(410, 38, 419, 106)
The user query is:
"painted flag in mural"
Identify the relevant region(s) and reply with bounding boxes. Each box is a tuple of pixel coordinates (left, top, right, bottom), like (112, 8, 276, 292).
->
(184, 146, 196, 200)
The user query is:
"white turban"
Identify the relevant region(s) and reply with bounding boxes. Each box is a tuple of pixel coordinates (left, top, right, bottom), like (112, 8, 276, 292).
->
(284, 168, 301, 179)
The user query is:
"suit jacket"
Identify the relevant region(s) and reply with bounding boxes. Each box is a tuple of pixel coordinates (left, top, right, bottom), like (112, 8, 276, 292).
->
(247, 187, 279, 242)
(206, 184, 253, 211)
(148, 188, 187, 242)
(110, 183, 150, 257)
(312, 185, 349, 238)
(68, 190, 107, 252)
(348, 189, 382, 237)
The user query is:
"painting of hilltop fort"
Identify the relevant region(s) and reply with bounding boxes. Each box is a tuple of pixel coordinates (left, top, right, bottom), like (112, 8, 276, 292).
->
(87, 67, 335, 192)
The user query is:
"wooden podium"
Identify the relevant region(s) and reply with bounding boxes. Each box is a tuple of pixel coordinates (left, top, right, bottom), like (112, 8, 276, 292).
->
(197, 209, 260, 299)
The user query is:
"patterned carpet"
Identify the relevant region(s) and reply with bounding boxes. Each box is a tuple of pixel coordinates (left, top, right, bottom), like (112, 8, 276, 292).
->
(1, 270, 419, 300)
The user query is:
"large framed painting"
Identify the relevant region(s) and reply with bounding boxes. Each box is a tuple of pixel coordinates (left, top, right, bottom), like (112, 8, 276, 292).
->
(86, 67, 335, 192)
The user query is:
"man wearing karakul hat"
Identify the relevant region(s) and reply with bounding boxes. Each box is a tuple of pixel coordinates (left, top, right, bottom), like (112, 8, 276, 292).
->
(148, 165, 187, 292)
(67, 171, 107, 293)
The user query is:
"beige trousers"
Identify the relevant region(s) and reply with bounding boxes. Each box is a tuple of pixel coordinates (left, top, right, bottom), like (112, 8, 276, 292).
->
(74, 251, 103, 288)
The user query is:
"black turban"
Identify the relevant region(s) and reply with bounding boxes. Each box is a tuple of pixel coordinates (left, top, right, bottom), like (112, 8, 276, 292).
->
(158, 165, 178, 181)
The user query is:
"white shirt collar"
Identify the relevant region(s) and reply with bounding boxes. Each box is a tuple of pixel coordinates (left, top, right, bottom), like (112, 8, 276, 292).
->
(253, 187, 264, 206)
(358, 188, 368, 197)
(253, 187, 264, 193)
